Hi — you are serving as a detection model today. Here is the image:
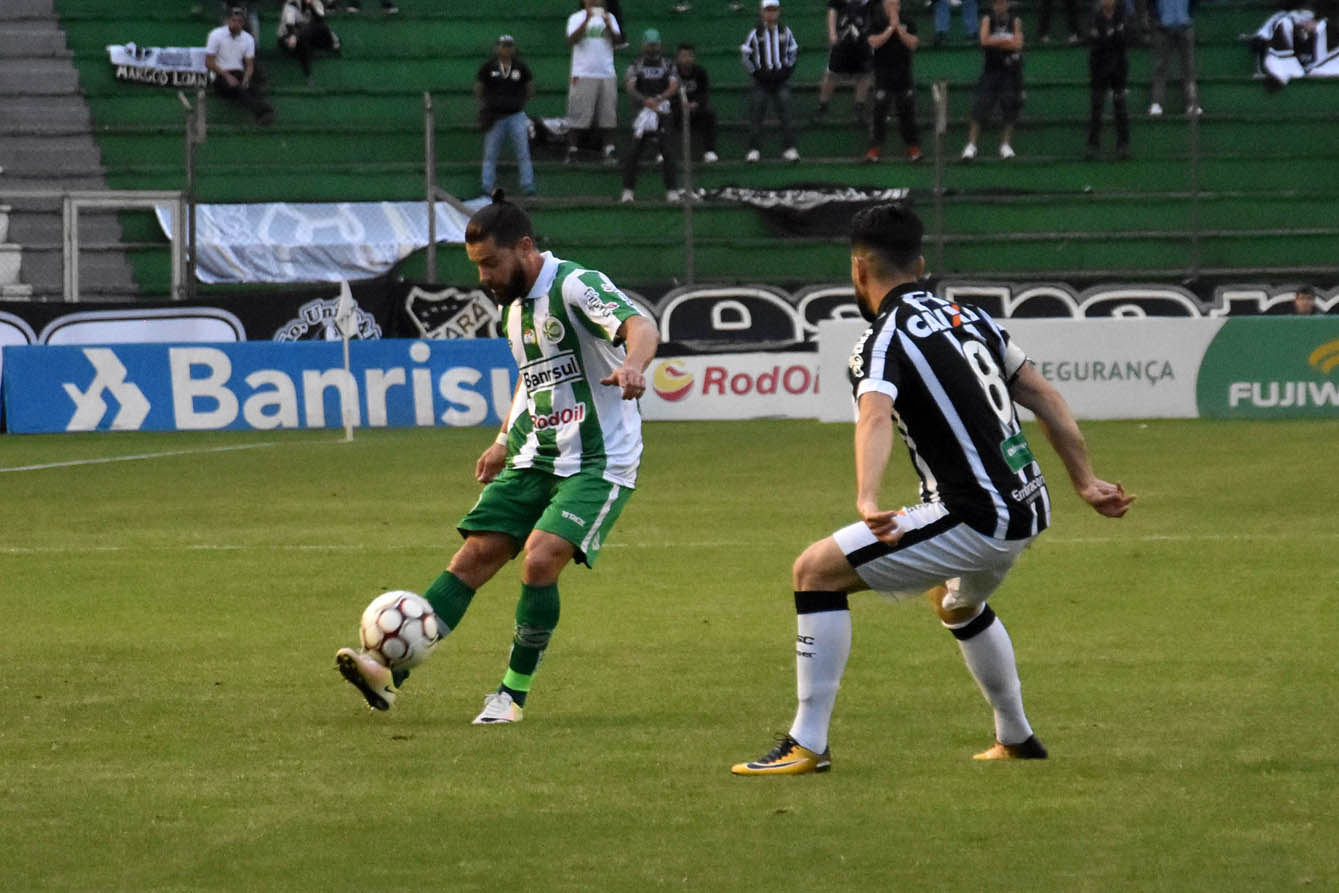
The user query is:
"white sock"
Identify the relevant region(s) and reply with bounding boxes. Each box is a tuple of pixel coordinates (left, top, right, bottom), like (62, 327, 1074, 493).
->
(788, 601, 851, 754)
(948, 605, 1033, 745)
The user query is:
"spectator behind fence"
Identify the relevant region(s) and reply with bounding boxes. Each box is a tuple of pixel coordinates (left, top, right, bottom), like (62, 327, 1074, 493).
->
(671, 43, 720, 164)
(620, 29, 682, 203)
(1294, 285, 1319, 315)
(741, 0, 800, 162)
(1037, 0, 1079, 44)
(277, 0, 340, 86)
(566, 0, 624, 165)
(206, 6, 276, 125)
(476, 35, 537, 198)
(817, 0, 875, 125)
(865, 0, 921, 163)
(961, 0, 1023, 161)
(1148, 0, 1200, 116)
(933, 0, 979, 45)
(1086, 0, 1130, 160)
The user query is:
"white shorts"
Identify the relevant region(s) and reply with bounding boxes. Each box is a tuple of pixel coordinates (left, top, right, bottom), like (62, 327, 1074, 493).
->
(832, 501, 1034, 606)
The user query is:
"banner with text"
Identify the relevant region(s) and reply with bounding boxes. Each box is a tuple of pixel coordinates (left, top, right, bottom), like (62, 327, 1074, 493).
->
(816, 317, 1339, 421)
(3, 339, 516, 435)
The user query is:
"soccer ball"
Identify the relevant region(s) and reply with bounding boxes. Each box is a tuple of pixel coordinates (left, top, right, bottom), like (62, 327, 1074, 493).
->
(359, 590, 440, 670)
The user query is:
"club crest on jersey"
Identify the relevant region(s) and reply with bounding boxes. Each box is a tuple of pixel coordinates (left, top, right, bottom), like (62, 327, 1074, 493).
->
(543, 317, 566, 343)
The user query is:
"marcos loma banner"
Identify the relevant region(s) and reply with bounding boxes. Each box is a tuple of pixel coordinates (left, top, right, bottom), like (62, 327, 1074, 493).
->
(3, 339, 516, 434)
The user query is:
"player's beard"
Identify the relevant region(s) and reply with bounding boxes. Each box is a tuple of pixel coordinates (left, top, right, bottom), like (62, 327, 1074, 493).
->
(488, 263, 530, 304)
(854, 281, 878, 322)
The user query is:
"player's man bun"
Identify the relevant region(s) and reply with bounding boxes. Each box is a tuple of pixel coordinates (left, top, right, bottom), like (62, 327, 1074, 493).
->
(466, 189, 534, 247)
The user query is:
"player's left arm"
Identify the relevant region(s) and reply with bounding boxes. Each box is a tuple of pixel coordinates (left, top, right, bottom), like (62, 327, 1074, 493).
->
(1010, 362, 1133, 518)
(853, 391, 904, 543)
(601, 315, 659, 399)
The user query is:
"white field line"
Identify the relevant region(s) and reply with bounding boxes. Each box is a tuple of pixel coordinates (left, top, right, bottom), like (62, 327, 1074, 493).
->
(0, 441, 277, 473)
(0, 532, 1336, 555)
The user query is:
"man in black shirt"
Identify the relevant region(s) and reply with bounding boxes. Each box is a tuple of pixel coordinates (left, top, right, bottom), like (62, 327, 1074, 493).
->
(1086, 0, 1130, 160)
(817, 0, 874, 124)
(732, 202, 1132, 775)
(620, 29, 681, 203)
(961, 0, 1024, 161)
(475, 34, 536, 197)
(670, 43, 719, 164)
(865, 0, 921, 162)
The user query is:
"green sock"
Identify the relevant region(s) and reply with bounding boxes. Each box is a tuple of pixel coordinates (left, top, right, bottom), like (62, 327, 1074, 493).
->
(423, 570, 475, 633)
(500, 582, 560, 708)
(390, 572, 474, 691)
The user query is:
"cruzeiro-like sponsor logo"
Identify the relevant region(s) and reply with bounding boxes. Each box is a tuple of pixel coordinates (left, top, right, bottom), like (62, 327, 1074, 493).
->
(63, 348, 151, 431)
(520, 351, 582, 392)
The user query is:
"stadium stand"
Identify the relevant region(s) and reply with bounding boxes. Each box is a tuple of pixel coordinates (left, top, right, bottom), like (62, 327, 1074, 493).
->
(13, 0, 1339, 296)
(0, 0, 138, 298)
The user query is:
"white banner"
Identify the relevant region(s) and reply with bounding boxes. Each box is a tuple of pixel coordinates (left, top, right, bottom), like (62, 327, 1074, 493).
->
(817, 318, 1223, 421)
(642, 352, 822, 421)
(156, 199, 486, 284)
(107, 44, 210, 88)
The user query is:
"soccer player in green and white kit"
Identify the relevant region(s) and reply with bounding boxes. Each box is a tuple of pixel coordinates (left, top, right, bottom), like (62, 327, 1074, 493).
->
(337, 190, 659, 724)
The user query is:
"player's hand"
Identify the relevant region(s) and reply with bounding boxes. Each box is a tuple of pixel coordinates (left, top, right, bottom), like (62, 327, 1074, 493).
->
(224, 73, 239, 87)
(600, 365, 647, 400)
(1080, 479, 1134, 518)
(859, 501, 906, 544)
(475, 442, 506, 483)
(643, 97, 659, 110)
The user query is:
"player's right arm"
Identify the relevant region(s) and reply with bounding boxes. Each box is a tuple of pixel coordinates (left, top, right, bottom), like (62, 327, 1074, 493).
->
(1010, 362, 1133, 518)
(853, 391, 904, 543)
(476, 378, 524, 483)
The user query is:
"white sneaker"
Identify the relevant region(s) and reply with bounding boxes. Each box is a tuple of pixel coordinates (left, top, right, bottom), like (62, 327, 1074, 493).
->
(619, 188, 634, 203)
(999, 142, 1016, 159)
(335, 647, 397, 711)
(472, 691, 523, 724)
(1186, 103, 1203, 116)
(960, 142, 978, 161)
(782, 147, 800, 162)
(745, 149, 760, 163)
(702, 150, 719, 163)
(665, 189, 682, 202)
(1148, 103, 1163, 116)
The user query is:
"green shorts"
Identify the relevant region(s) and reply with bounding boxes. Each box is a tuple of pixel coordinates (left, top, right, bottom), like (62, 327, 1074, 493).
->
(457, 466, 634, 567)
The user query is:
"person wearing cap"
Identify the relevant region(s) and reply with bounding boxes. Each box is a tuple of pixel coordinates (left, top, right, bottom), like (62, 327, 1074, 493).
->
(566, 0, 625, 165)
(475, 35, 537, 198)
(740, 0, 800, 162)
(277, 0, 340, 86)
(620, 28, 681, 203)
(205, 6, 276, 125)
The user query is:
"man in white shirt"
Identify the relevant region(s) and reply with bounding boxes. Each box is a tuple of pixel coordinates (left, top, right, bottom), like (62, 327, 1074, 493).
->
(565, 0, 623, 164)
(205, 6, 276, 125)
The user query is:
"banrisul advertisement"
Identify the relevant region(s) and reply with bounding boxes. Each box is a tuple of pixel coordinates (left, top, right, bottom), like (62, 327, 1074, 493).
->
(1196, 318, 1339, 418)
(2, 339, 516, 434)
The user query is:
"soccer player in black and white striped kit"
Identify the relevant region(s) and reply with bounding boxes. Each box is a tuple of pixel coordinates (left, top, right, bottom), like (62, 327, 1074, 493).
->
(733, 203, 1133, 774)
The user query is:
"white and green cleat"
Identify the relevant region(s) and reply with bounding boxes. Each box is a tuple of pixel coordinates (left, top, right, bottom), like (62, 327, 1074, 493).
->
(472, 691, 523, 725)
(335, 647, 398, 711)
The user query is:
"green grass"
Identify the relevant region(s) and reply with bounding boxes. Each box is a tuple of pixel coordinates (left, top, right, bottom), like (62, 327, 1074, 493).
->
(2, 419, 1337, 889)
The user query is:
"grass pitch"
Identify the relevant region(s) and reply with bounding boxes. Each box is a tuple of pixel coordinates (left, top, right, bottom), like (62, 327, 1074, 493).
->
(1, 419, 1336, 890)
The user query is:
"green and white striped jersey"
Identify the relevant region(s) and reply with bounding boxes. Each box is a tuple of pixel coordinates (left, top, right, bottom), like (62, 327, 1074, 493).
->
(501, 252, 647, 487)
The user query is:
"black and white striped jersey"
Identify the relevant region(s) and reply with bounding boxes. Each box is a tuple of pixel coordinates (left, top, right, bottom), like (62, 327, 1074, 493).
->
(847, 282, 1050, 540)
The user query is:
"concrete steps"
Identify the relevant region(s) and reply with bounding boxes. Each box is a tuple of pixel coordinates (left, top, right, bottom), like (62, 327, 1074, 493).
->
(0, 0, 138, 300)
